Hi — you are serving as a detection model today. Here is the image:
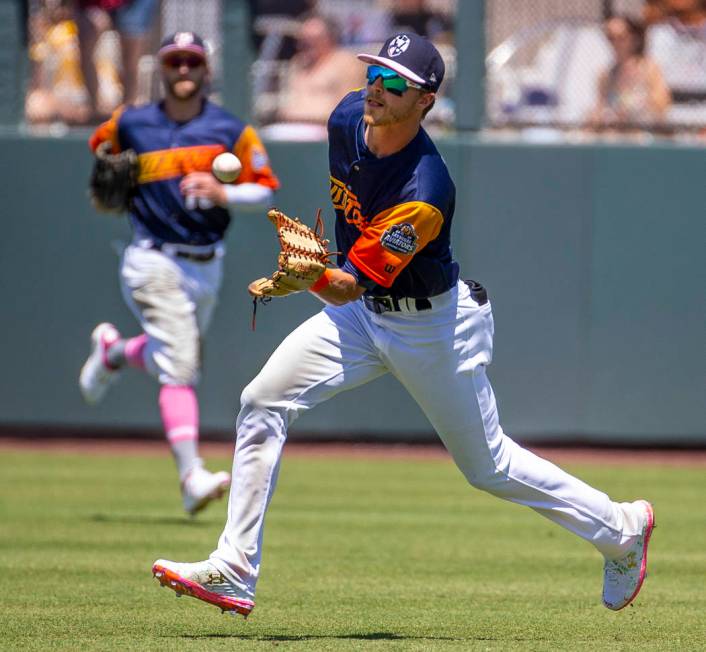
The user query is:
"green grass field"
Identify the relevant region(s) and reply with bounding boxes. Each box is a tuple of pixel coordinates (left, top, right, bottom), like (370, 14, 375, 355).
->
(1, 447, 704, 651)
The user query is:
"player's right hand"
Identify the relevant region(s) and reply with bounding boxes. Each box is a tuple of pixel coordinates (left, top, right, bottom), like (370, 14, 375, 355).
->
(180, 172, 228, 208)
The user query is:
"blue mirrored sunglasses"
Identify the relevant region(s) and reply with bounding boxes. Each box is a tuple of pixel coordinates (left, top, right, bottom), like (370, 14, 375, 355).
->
(366, 65, 423, 96)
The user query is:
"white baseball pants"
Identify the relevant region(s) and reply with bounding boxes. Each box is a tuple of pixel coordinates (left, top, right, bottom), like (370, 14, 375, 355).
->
(211, 281, 639, 599)
(119, 243, 223, 385)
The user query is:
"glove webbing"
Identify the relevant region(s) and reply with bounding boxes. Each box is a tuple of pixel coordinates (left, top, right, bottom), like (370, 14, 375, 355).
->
(278, 209, 328, 256)
(250, 209, 339, 331)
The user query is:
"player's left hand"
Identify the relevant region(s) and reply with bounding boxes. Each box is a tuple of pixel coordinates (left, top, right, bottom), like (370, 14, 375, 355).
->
(248, 208, 332, 299)
(180, 172, 228, 208)
(248, 272, 307, 297)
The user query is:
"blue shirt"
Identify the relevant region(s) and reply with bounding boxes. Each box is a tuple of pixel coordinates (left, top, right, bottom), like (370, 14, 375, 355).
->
(90, 100, 279, 246)
(327, 89, 459, 298)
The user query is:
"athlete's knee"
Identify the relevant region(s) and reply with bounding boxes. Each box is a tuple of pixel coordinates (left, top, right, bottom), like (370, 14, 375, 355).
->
(145, 339, 199, 385)
(238, 380, 293, 427)
(239, 380, 278, 413)
(170, 342, 200, 384)
(453, 424, 515, 495)
(237, 383, 289, 446)
(462, 456, 513, 495)
(466, 467, 506, 493)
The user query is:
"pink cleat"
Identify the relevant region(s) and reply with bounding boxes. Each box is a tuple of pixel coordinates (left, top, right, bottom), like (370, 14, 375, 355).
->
(152, 559, 254, 617)
(602, 500, 655, 610)
(79, 323, 121, 404)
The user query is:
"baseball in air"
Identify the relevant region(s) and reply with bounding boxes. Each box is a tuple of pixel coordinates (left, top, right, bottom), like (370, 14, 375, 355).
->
(212, 152, 242, 182)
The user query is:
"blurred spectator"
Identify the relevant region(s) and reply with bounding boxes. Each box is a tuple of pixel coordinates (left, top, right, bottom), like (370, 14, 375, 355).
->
(587, 15, 671, 129)
(390, 0, 454, 44)
(333, 1, 391, 46)
(646, 0, 706, 103)
(248, 0, 314, 60)
(273, 14, 363, 127)
(642, 0, 669, 26)
(75, 0, 159, 122)
(26, 1, 87, 124)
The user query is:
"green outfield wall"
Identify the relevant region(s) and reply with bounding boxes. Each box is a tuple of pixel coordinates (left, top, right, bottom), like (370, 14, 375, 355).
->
(0, 134, 703, 444)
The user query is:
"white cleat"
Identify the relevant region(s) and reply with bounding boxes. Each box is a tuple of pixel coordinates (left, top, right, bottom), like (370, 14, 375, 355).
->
(603, 500, 655, 610)
(79, 323, 121, 404)
(181, 461, 231, 516)
(152, 559, 254, 617)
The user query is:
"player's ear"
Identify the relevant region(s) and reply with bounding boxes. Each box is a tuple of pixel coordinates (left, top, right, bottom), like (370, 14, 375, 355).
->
(418, 92, 436, 119)
(418, 91, 435, 112)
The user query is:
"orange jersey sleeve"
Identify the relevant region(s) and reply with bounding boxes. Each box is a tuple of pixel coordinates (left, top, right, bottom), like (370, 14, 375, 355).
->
(347, 201, 444, 288)
(88, 106, 125, 153)
(233, 126, 280, 189)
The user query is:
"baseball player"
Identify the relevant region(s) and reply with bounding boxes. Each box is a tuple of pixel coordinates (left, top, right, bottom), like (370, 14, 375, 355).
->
(152, 34, 653, 613)
(79, 31, 280, 515)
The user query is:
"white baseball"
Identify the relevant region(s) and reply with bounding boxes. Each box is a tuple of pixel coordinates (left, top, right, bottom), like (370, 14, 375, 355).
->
(212, 152, 242, 183)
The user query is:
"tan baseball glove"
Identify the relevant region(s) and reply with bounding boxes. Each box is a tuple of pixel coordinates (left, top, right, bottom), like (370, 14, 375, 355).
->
(248, 208, 333, 298)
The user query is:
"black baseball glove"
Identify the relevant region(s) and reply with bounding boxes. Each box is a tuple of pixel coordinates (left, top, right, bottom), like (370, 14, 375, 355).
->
(89, 141, 139, 213)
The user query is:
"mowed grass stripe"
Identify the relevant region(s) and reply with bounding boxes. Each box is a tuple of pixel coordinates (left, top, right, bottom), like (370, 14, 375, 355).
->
(0, 449, 704, 651)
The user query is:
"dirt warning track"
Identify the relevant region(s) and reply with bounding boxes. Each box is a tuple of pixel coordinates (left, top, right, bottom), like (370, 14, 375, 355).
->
(1, 436, 705, 467)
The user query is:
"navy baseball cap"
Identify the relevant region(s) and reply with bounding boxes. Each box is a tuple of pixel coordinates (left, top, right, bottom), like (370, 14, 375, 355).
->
(157, 31, 208, 61)
(357, 33, 445, 92)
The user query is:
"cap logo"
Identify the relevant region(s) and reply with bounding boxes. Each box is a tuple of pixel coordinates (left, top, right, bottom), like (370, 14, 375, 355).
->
(429, 72, 437, 83)
(387, 34, 411, 58)
(174, 32, 195, 47)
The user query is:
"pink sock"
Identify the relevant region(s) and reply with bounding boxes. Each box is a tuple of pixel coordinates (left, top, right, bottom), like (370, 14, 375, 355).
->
(159, 384, 199, 443)
(124, 334, 147, 370)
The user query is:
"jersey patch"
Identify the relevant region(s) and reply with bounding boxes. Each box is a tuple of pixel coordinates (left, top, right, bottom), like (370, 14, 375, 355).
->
(251, 148, 268, 171)
(380, 223, 418, 254)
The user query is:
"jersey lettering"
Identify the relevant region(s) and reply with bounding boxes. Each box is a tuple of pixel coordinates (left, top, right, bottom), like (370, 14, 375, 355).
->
(330, 176, 366, 229)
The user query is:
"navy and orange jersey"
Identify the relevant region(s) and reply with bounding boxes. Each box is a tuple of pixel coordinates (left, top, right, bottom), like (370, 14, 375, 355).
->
(89, 100, 279, 246)
(327, 89, 459, 298)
